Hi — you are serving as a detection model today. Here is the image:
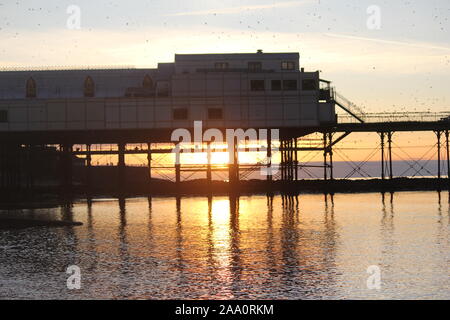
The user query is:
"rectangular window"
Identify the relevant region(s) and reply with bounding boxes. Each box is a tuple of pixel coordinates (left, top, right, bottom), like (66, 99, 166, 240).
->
(302, 79, 317, 90)
(173, 108, 188, 120)
(208, 108, 223, 120)
(215, 62, 229, 70)
(248, 62, 262, 71)
(283, 80, 297, 91)
(250, 80, 265, 91)
(271, 80, 282, 91)
(0, 110, 7, 123)
(281, 61, 296, 70)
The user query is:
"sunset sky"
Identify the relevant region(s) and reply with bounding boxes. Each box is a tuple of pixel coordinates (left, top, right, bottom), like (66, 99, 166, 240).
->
(1, 0, 449, 166)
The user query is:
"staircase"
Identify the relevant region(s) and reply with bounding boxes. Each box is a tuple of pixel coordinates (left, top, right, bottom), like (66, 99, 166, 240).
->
(332, 91, 367, 123)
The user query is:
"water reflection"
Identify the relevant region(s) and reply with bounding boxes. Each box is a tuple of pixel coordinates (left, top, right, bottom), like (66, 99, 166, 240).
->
(0, 191, 449, 299)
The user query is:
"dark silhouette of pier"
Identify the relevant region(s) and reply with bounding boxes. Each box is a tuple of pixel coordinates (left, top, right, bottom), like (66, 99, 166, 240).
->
(0, 113, 449, 197)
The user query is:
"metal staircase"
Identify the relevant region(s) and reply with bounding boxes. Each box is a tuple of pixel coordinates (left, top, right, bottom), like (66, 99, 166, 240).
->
(332, 91, 367, 123)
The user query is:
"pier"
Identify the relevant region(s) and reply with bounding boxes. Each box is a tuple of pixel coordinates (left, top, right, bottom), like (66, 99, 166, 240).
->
(0, 51, 449, 195)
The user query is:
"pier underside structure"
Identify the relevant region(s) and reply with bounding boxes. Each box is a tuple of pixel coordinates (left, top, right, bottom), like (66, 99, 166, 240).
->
(0, 115, 450, 193)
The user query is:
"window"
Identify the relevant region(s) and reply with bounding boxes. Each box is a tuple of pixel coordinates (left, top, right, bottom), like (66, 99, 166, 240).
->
(143, 75, 154, 88)
(283, 80, 297, 91)
(0, 110, 7, 123)
(157, 81, 169, 97)
(173, 108, 188, 120)
(84, 76, 95, 97)
(271, 80, 282, 91)
(250, 80, 265, 91)
(208, 108, 223, 120)
(215, 62, 229, 70)
(248, 62, 262, 71)
(26, 77, 37, 98)
(302, 79, 317, 91)
(281, 61, 296, 70)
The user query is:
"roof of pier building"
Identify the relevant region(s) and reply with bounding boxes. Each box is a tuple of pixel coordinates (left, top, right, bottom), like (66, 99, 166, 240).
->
(0, 51, 302, 100)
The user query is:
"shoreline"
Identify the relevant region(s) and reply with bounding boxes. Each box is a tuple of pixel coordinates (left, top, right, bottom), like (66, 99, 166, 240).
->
(0, 218, 83, 230)
(0, 177, 448, 209)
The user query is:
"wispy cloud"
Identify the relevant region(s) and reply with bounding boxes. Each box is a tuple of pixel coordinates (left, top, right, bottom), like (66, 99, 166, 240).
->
(166, 1, 312, 17)
(324, 33, 450, 52)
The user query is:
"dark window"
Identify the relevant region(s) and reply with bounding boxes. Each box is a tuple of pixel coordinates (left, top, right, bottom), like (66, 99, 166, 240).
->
(208, 108, 223, 120)
(271, 80, 282, 91)
(250, 80, 265, 91)
(26, 77, 37, 98)
(84, 76, 95, 97)
(281, 61, 296, 70)
(283, 80, 297, 91)
(215, 62, 229, 70)
(0, 110, 7, 123)
(143, 75, 154, 88)
(302, 79, 317, 91)
(173, 108, 188, 120)
(248, 62, 262, 71)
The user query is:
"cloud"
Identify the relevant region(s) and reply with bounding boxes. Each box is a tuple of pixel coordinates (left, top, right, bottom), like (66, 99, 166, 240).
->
(1, 27, 449, 76)
(324, 33, 450, 53)
(166, 1, 312, 17)
(1, 26, 449, 112)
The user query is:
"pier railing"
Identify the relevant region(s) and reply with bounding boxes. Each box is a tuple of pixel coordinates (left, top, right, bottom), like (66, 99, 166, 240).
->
(333, 92, 367, 123)
(337, 111, 450, 123)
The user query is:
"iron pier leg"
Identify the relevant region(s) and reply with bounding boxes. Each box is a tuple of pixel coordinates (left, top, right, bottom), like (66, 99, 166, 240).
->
(235, 138, 239, 184)
(86, 144, 92, 189)
(118, 143, 126, 189)
(445, 130, 450, 182)
(147, 143, 152, 182)
(61, 144, 73, 190)
(435, 131, 442, 179)
(228, 137, 239, 185)
(26, 144, 34, 189)
(380, 132, 385, 180)
(267, 130, 272, 182)
(328, 132, 334, 181)
(387, 132, 393, 179)
(174, 142, 181, 185)
(207, 142, 212, 184)
(323, 133, 328, 181)
(280, 140, 285, 181)
(0, 145, 4, 189)
(289, 139, 295, 181)
(287, 140, 292, 181)
(294, 138, 298, 181)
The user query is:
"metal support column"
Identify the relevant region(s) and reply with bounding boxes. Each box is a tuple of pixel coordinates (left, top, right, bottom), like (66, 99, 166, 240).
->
(294, 138, 298, 181)
(86, 144, 92, 188)
(380, 132, 385, 180)
(323, 133, 328, 181)
(206, 142, 212, 184)
(25, 144, 34, 189)
(147, 143, 152, 182)
(328, 132, 334, 180)
(267, 130, 272, 182)
(286, 140, 292, 181)
(445, 130, 449, 181)
(228, 137, 239, 185)
(118, 143, 126, 188)
(435, 131, 442, 179)
(387, 132, 393, 179)
(174, 142, 181, 184)
(60, 144, 73, 190)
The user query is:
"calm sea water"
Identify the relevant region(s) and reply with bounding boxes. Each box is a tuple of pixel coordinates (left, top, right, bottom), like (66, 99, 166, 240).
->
(0, 191, 449, 300)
